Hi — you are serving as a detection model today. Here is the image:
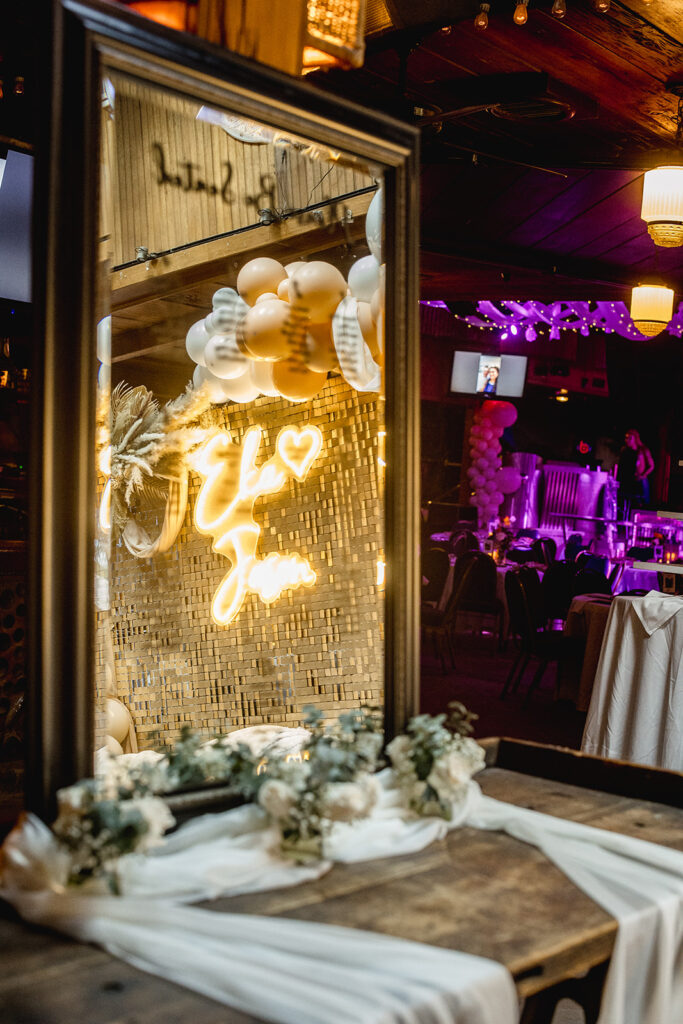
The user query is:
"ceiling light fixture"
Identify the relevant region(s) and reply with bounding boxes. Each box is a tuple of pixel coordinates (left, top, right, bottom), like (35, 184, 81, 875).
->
(641, 166, 683, 247)
(630, 284, 675, 338)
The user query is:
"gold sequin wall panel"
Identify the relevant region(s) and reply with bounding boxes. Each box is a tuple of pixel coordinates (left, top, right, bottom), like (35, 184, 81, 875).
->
(105, 378, 384, 748)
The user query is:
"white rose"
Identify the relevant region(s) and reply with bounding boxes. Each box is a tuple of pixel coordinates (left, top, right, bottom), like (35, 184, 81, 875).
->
(56, 785, 85, 815)
(354, 731, 383, 764)
(196, 743, 228, 777)
(457, 737, 486, 777)
(386, 734, 413, 769)
(427, 750, 472, 802)
(133, 796, 175, 850)
(323, 775, 379, 823)
(258, 779, 298, 821)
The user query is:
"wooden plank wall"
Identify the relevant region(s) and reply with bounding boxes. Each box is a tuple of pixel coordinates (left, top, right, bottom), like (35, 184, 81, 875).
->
(110, 76, 370, 269)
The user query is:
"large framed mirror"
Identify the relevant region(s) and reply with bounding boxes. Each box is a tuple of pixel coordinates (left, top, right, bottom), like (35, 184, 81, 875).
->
(28, 0, 419, 815)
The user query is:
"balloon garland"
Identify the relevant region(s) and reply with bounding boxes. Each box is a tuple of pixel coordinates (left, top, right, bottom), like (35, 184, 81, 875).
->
(466, 401, 521, 526)
(184, 189, 385, 405)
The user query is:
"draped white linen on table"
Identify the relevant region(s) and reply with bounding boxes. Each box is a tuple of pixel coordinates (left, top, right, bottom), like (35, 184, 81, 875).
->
(582, 592, 683, 770)
(2, 769, 683, 1024)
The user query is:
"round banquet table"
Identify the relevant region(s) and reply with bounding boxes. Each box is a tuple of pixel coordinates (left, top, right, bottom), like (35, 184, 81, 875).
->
(558, 594, 613, 711)
(581, 593, 683, 771)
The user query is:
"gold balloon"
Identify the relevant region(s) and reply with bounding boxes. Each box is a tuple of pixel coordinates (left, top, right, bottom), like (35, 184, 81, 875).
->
(289, 261, 348, 323)
(306, 321, 338, 372)
(276, 278, 290, 301)
(237, 257, 287, 306)
(255, 291, 279, 303)
(272, 358, 327, 402)
(242, 298, 306, 361)
(357, 301, 380, 360)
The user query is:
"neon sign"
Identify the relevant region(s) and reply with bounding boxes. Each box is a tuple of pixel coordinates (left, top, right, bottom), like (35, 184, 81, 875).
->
(192, 424, 322, 625)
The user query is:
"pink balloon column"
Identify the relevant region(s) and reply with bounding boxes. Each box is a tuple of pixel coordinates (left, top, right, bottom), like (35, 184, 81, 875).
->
(466, 402, 521, 527)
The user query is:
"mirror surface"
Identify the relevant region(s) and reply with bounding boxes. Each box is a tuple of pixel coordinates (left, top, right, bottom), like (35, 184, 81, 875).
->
(95, 71, 386, 758)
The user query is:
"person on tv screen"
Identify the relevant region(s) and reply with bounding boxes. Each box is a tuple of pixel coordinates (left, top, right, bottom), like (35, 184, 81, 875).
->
(479, 365, 499, 395)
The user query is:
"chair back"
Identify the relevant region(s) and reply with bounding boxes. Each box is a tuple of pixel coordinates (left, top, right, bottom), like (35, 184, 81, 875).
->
(541, 560, 575, 620)
(421, 546, 450, 604)
(571, 568, 612, 599)
(530, 537, 556, 566)
(517, 565, 545, 629)
(575, 551, 608, 575)
(505, 569, 535, 644)
(459, 551, 497, 604)
(565, 532, 586, 562)
(450, 530, 480, 559)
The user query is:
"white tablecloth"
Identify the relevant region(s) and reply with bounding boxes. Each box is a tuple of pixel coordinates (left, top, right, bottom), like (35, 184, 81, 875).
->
(582, 592, 683, 770)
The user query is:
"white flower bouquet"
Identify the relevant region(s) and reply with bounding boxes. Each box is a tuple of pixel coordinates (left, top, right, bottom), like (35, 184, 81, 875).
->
(386, 703, 485, 820)
(257, 705, 383, 860)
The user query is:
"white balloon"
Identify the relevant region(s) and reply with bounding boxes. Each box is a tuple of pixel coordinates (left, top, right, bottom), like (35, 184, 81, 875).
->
(192, 364, 230, 404)
(205, 299, 248, 336)
(186, 319, 211, 367)
(97, 362, 111, 392)
(204, 333, 249, 380)
(332, 296, 381, 393)
(348, 254, 381, 303)
(365, 187, 383, 262)
(212, 287, 241, 310)
(220, 371, 260, 403)
(97, 315, 111, 365)
(249, 358, 279, 397)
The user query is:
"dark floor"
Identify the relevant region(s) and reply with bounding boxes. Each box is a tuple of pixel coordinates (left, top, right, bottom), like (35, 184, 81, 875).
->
(421, 632, 587, 750)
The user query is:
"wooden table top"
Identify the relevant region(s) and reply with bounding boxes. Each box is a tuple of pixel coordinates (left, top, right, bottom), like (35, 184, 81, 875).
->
(2, 755, 683, 1024)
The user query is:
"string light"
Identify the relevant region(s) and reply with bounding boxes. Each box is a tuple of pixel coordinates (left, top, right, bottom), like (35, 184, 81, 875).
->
(551, 0, 567, 17)
(474, 3, 490, 29)
(514, 0, 529, 25)
(594, 0, 610, 11)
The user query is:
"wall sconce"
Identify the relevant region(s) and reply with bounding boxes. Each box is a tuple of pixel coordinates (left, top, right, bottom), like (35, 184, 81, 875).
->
(630, 283, 675, 337)
(641, 166, 683, 247)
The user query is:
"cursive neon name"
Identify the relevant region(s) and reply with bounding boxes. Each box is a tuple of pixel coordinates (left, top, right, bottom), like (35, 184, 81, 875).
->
(192, 424, 322, 625)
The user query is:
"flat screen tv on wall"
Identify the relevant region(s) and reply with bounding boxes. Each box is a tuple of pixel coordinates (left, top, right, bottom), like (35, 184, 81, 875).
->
(450, 351, 527, 398)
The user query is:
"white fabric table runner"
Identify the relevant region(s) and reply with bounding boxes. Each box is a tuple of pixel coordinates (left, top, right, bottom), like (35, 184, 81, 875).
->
(3, 769, 683, 1024)
(582, 592, 683, 770)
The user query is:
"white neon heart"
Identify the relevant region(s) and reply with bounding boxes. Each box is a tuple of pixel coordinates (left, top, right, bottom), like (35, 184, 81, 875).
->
(276, 426, 323, 481)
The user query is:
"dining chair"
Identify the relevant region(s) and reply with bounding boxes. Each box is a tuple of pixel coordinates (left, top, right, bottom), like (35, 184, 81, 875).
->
(421, 555, 478, 672)
(449, 530, 480, 559)
(502, 569, 575, 705)
(540, 559, 575, 621)
(421, 546, 451, 606)
(453, 551, 506, 650)
(571, 568, 612, 599)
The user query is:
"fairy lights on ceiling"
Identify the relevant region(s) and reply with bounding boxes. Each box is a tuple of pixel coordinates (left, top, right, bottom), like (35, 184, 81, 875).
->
(419, 300, 683, 342)
(468, 0, 658, 29)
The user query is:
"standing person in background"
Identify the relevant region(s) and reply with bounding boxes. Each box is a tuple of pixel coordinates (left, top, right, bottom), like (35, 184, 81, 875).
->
(617, 428, 655, 516)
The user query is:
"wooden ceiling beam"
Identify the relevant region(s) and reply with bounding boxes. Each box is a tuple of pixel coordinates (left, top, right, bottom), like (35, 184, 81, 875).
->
(111, 192, 372, 310)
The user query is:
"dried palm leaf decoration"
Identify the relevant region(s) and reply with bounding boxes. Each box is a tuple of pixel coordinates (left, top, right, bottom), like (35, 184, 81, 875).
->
(107, 382, 211, 557)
